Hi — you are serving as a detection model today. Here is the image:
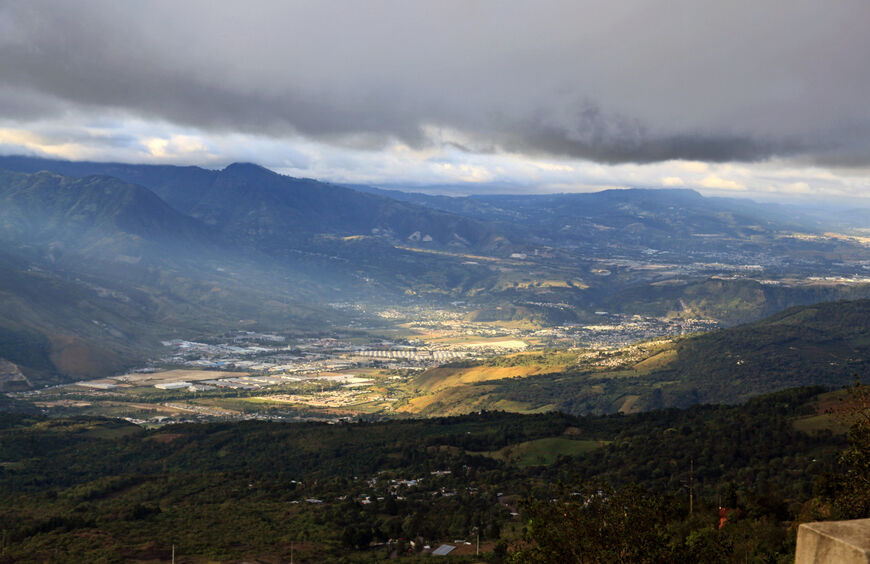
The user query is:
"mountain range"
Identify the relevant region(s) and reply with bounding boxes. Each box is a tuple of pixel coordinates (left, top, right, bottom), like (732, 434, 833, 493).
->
(2, 155, 870, 387)
(0, 156, 506, 253)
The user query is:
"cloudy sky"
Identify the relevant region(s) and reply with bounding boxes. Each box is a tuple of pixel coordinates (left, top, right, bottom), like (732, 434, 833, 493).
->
(2, 0, 870, 200)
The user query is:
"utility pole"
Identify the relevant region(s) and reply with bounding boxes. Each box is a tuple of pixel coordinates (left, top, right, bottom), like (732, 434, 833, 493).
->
(689, 457, 694, 516)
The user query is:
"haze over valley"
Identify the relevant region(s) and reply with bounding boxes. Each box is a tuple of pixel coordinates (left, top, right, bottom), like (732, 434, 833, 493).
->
(2, 155, 870, 425)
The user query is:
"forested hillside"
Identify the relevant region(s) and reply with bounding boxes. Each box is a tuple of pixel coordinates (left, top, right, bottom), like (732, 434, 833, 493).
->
(1, 386, 864, 562)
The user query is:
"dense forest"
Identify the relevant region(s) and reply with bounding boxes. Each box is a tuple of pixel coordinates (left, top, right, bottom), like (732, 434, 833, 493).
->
(0, 383, 867, 562)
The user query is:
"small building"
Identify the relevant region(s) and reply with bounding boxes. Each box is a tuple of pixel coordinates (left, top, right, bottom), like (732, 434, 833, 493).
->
(78, 380, 118, 390)
(155, 381, 190, 390)
(432, 544, 456, 556)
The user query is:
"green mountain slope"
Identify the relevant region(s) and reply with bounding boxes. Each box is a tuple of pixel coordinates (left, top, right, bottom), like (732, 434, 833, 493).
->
(0, 157, 509, 252)
(0, 171, 347, 385)
(0, 169, 210, 248)
(594, 278, 870, 325)
(0, 243, 341, 385)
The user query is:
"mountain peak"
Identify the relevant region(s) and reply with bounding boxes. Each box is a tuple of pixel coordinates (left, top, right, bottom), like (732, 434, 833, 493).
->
(222, 162, 276, 176)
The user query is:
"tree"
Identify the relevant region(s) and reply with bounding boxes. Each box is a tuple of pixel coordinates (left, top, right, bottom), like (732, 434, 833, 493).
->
(832, 379, 870, 518)
(341, 525, 373, 550)
(509, 482, 671, 563)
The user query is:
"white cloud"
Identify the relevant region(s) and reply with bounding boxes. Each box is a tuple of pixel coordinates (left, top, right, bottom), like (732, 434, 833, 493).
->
(5, 115, 870, 202)
(0, 127, 95, 160)
(699, 175, 747, 191)
(678, 161, 710, 173)
(783, 181, 811, 194)
(143, 134, 214, 160)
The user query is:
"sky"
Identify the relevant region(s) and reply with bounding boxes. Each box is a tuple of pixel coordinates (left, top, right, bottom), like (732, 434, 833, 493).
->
(1, 1, 870, 200)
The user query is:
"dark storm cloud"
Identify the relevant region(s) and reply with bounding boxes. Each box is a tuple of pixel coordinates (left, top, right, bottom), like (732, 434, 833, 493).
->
(0, 86, 69, 121)
(492, 103, 810, 164)
(2, 0, 870, 165)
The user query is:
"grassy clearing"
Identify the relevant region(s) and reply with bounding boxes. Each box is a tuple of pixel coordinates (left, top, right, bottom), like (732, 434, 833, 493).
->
(396, 393, 443, 413)
(792, 413, 850, 435)
(31, 418, 140, 439)
(617, 395, 641, 414)
(417, 333, 533, 345)
(473, 437, 603, 467)
(397, 385, 558, 416)
(413, 363, 563, 393)
(187, 397, 248, 411)
(633, 349, 677, 373)
(490, 399, 538, 412)
(396, 385, 501, 415)
(511, 279, 589, 290)
(792, 389, 858, 435)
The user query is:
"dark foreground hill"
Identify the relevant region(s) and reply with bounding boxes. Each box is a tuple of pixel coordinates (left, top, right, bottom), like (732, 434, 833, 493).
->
(0, 386, 857, 562)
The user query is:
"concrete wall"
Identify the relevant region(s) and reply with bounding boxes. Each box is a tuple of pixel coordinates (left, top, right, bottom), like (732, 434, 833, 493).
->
(796, 519, 870, 564)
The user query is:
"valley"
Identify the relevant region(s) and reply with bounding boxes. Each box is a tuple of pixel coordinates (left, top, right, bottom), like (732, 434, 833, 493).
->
(10, 310, 713, 425)
(2, 157, 870, 431)
(12, 296, 870, 426)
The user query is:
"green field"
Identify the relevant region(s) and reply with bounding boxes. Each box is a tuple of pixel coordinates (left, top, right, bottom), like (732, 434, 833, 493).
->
(473, 437, 603, 467)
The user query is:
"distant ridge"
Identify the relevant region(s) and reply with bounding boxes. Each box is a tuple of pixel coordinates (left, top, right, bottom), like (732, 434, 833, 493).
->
(0, 154, 833, 255)
(0, 155, 507, 252)
(0, 168, 212, 250)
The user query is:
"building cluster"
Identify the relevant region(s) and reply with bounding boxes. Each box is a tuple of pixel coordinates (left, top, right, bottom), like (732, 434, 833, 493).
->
(159, 331, 531, 376)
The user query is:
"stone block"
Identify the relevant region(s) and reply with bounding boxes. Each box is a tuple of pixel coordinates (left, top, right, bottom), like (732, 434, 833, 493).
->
(796, 519, 870, 564)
